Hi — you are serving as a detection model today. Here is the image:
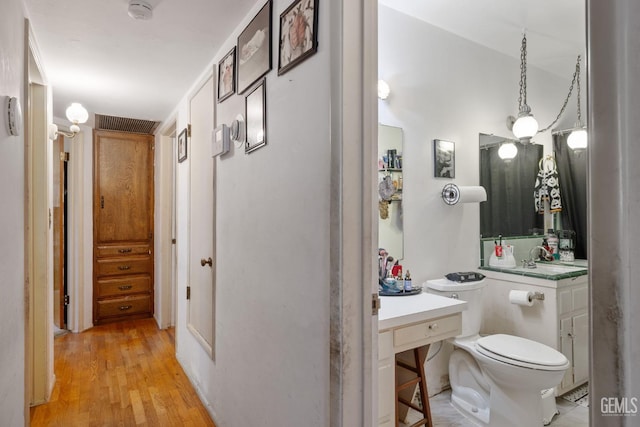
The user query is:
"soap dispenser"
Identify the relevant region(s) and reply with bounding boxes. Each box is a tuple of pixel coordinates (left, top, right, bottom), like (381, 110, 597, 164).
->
(404, 270, 412, 291)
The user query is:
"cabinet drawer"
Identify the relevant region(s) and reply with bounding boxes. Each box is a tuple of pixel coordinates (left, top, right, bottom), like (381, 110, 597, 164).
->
(97, 275, 151, 298)
(96, 256, 152, 277)
(97, 244, 150, 258)
(97, 294, 152, 319)
(393, 314, 461, 353)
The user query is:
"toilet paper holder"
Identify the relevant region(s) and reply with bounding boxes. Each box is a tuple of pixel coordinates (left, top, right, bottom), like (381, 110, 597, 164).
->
(530, 291, 545, 302)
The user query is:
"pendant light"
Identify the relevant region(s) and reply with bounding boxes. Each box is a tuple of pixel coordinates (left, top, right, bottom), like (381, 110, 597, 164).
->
(511, 34, 538, 144)
(567, 56, 588, 150)
(498, 141, 518, 161)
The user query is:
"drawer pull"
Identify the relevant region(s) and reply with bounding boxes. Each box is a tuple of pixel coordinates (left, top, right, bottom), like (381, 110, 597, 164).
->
(119, 305, 133, 311)
(118, 285, 133, 291)
(118, 248, 133, 253)
(429, 323, 439, 331)
(117, 265, 131, 271)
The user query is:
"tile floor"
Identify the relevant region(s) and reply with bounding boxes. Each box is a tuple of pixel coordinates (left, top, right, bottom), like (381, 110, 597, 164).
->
(400, 389, 589, 427)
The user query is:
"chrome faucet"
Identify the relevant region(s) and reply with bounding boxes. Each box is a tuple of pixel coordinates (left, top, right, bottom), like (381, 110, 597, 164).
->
(522, 246, 551, 268)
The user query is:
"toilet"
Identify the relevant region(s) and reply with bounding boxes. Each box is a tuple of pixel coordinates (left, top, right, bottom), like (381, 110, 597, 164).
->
(425, 278, 569, 427)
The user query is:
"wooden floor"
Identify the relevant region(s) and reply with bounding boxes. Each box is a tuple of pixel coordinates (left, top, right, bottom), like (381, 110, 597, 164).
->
(30, 318, 215, 427)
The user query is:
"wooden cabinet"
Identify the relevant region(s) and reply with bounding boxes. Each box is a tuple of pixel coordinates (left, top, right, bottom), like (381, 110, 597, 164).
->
(93, 130, 154, 324)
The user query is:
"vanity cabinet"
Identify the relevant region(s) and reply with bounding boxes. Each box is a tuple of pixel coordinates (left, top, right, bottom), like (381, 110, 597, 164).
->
(480, 269, 588, 394)
(377, 293, 467, 426)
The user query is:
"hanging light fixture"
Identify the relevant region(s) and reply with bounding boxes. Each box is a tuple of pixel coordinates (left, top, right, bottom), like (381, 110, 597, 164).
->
(49, 102, 89, 139)
(567, 56, 588, 150)
(511, 33, 539, 144)
(498, 141, 518, 161)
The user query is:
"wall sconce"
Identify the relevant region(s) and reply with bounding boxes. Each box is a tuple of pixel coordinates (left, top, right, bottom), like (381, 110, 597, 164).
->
(50, 102, 89, 139)
(378, 80, 390, 100)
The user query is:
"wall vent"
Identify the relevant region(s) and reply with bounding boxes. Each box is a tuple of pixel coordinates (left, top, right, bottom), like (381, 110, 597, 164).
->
(95, 113, 159, 135)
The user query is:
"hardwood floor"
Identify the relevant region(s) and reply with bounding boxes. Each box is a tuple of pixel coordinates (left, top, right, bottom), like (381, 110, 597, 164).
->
(30, 318, 215, 426)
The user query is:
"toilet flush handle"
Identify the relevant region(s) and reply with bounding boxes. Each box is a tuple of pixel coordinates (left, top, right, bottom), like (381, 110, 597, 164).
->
(450, 293, 459, 299)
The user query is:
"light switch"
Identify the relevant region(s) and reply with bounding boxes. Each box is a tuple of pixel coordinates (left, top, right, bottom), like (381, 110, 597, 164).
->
(211, 124, 230, 157)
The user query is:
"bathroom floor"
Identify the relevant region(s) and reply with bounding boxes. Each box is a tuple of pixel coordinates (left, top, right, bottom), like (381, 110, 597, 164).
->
(400, 389, 589, 427)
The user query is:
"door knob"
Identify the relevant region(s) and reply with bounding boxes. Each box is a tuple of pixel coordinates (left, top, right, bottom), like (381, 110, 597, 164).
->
(200, 257, 213, 267)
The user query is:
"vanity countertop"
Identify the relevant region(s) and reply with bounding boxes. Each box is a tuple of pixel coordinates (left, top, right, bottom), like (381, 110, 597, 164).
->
(480, 261, 588, 281)
(378, 291, 467, 331)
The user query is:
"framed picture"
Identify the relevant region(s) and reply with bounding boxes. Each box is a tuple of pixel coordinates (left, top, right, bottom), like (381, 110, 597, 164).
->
(178, 128, 188, 163)
(217, 47, 236, 103)
(245, 79, 267, 154)
(434, 139, 455, 178)
(237, 0, 272, 94)
(277, 0, 319, 75)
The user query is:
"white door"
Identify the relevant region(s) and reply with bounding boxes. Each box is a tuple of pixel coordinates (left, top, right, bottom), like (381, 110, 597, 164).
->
(188, 75, 216, 357)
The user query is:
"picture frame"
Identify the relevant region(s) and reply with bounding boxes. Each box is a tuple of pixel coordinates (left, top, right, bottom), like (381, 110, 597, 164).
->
(178, 128, 188, 163)
(245, 79, 267, 154)
(217, 47, 236, 103)
(434, 139, 455, 178)
(237, 0, 272, 94)
(277, 0, 319, 75)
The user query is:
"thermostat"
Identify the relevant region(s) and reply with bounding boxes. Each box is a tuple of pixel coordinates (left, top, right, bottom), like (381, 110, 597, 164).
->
(211, 124, 230, 157)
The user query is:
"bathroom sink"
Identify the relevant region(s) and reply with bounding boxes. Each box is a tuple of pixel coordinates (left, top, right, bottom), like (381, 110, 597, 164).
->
(515, 263, 587, 275)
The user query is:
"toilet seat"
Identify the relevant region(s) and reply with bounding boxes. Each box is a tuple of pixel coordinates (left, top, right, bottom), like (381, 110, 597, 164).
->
(476, 334, 569, 371)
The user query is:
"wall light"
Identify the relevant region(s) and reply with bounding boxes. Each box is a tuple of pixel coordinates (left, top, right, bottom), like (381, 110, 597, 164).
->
(50, 102, 89, 139)
(378, 80, 390, 100)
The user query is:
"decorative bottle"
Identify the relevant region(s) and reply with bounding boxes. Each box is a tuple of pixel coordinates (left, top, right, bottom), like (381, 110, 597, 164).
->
(404, 270, 412, 291)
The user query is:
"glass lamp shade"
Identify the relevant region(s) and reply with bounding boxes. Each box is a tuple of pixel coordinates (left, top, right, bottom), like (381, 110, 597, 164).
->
(377, 80, 390, 100)
(65, 103, 89, 124)
(498, 142, 518, 160)
(567, 128, 588, 150)
(512, 114, 539, 142)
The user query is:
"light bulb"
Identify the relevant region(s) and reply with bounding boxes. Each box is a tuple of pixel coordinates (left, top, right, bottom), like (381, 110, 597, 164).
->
(65, 103, 89, 124)
(512, 114, 539, 143)
(377, 80, 390, 100)
(567, 128, 588, 150)
(498, 142, 518, 160)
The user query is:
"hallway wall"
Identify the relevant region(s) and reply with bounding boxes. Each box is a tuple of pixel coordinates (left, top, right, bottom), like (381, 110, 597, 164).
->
(0, 0, 27, 424)
(171, 1, 331, 425)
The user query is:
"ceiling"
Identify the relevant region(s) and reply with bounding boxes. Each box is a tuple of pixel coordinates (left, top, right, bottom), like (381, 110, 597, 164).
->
(379, 0, 586, 78)
(24, 0, 257, 126)
(24, 0, 586, 129)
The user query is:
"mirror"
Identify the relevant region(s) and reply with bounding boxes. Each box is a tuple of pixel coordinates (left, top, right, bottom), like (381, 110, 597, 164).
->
(479, 133, 544, 238)
(378, 124, 403, 260)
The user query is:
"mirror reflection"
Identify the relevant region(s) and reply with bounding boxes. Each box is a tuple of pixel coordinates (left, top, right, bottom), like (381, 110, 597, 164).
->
(479, 133, 544, 237)
(378, 124, 403, 260)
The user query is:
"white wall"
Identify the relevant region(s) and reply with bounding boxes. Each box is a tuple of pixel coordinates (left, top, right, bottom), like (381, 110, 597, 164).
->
(172, 0, 331, 425)
(0, 0, 26, 423)
(378, 5, 576, 393)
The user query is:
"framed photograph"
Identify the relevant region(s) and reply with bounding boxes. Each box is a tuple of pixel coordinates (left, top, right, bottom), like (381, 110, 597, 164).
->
(434, 139, 455, 178)
(217, 47, 236, 103)
(245, 79, 267, 154)
(237, 0, 272, 94)
(178, 128, 188, 163)
(277, 0, 319, 75)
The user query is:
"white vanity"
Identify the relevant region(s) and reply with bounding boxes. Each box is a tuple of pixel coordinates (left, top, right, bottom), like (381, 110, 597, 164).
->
(479, 263, 588, 394)
(377, 292, 467, 427)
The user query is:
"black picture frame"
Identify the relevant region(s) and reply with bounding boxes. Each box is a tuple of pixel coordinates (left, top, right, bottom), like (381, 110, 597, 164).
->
(217, 47, 236, 103)
(434, 139, 455, 178)
(237, 1, 272, 94)
(178, 128, 188, 163)
(277, 0, 319, 75)
(245, 79, 267, 154)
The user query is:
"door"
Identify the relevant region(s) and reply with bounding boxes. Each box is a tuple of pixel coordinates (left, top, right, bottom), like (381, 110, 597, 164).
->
(187, 75, 216, 356)
(52, 135, 67, 329)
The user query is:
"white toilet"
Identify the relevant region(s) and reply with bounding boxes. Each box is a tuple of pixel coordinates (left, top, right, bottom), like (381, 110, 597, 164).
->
(425, 278, 570, 427)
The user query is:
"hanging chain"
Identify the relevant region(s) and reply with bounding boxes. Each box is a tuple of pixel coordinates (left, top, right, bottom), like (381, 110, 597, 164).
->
(576, 56, 582, 124)
(518, 34, 528, 110)
(539, 55, 581, 133)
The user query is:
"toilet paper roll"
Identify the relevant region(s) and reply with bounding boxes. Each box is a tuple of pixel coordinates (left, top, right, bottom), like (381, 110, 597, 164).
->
(441, 184, 488, 205)
(509, 290, 534, 307)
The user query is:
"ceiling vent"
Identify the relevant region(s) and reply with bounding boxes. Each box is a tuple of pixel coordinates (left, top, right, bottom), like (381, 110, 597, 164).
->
(95, 114, 159, 135)
(128, 1, 153, 20)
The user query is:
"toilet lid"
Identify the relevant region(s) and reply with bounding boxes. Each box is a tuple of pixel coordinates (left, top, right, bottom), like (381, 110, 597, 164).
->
(476, 334, 569, 370)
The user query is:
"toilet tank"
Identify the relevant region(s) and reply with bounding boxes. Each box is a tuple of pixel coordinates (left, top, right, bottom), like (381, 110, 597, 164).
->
(425, 278, 486, 338)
